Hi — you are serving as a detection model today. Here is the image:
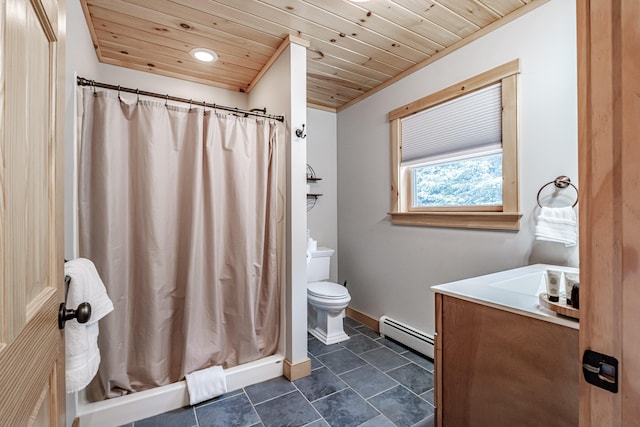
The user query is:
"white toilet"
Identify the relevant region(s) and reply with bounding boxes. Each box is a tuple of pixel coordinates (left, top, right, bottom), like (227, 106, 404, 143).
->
(306, 247, 351, 345)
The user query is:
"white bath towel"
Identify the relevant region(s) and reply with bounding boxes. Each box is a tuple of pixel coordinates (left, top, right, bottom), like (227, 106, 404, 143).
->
(535, 206, 577, 247)
(64, 258, 114, 393)
(185, 365, 228, 406)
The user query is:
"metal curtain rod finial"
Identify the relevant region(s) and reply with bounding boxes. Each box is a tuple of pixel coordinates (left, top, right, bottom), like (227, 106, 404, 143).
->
(537, 175, 579, 208)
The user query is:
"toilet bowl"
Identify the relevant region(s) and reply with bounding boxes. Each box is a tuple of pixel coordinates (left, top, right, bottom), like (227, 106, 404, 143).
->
(306, 247, 351, 345)
(307, 281, 351, 345)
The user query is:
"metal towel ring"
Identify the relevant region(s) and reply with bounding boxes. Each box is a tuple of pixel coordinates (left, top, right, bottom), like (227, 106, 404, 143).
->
(536, 175, 579, 208)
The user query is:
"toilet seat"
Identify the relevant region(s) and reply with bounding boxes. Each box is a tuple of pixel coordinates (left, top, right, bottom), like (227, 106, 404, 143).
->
(308, 281, 349, 299)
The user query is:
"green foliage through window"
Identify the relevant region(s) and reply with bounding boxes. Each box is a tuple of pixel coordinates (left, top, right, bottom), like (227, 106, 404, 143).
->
(412, 153, 503, 207)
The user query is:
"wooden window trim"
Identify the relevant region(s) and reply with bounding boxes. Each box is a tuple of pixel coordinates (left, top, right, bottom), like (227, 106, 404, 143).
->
(389, 60, 522, 230)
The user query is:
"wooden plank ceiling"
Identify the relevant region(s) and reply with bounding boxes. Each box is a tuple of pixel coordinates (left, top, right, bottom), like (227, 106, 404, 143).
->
(81, 0, 538, 111)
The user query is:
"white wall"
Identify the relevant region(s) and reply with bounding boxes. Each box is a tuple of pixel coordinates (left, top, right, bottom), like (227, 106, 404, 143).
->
(336, 0, 578, 336)
(306, 108, 338, 282)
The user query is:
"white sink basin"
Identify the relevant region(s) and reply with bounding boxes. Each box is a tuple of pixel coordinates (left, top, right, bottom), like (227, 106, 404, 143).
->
(488, 271, 547, 296)
(431, 264, 579, 329)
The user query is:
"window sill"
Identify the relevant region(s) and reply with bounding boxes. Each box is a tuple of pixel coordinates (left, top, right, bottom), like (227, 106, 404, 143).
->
(389, 211, 522, 231)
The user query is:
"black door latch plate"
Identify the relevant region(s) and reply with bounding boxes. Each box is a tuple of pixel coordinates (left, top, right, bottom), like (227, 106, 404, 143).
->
(582, 349, 618, 393)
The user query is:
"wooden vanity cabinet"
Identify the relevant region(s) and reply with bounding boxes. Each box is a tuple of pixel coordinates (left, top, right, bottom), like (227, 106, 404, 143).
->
(434, 294, 578, 426)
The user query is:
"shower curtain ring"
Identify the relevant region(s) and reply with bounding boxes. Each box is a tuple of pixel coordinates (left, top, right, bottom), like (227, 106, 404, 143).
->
(189, 99, 193, 111)
(165, 94, 169, 108)
(91, 80, 96, 95)
(117, 85, 121, 101)
(136, 88, 140, 103)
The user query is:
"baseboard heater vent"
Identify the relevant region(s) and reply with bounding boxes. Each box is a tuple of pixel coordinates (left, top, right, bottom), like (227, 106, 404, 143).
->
(379, 316, 434, 359)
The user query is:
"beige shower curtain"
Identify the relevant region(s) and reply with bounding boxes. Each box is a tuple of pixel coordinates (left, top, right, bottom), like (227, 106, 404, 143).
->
(78, 88, 281, 397)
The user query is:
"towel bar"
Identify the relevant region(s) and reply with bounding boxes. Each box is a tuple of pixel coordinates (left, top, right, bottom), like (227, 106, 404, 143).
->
(537, 175, 579, 208)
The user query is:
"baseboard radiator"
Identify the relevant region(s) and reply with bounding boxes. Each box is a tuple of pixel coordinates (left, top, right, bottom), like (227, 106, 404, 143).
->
(379, 316, 434, 359)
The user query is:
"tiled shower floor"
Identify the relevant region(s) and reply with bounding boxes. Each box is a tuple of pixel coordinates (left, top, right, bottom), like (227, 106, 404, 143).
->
(123, 317, 435, 427)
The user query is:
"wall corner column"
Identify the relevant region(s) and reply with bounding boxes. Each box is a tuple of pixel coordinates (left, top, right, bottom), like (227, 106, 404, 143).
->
(284, 39, 310, 380)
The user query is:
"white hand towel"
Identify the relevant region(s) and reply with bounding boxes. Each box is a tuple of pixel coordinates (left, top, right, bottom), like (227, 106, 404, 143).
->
(185, 365, 228, 406)
(535, 206, 577, 247)
(64, 258, 114, 393)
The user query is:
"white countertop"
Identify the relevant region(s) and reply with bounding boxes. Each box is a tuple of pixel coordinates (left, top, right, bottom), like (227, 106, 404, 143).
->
(431, 264, 580, 330)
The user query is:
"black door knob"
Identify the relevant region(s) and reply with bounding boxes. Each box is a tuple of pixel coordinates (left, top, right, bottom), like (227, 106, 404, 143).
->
(58, 301, 93, 329)
(76, 302, 92, 324)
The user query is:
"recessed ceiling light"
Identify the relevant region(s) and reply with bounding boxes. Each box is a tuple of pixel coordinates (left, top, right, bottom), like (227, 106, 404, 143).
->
(190, 48, 218, 63)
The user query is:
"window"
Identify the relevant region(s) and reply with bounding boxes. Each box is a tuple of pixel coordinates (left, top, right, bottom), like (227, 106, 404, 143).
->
(389, 60, 522, 230)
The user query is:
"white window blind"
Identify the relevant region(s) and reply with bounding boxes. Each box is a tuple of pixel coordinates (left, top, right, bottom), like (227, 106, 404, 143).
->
(401, 83, 502, 163)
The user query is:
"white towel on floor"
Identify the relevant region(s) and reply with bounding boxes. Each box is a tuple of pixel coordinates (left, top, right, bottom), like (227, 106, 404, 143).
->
(64, 258, 114, 393)
(535, 206, 577, 247)
(185, 365, 228, 406)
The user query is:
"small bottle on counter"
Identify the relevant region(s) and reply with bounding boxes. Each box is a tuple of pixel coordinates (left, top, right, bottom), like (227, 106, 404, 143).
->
(571, 282, 580, 309)
(564, 273, 579, 306)
(545, 270, 562, 302)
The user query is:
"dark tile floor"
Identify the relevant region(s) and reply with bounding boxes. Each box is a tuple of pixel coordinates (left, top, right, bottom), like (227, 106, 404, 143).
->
(124, 317, 435, 427)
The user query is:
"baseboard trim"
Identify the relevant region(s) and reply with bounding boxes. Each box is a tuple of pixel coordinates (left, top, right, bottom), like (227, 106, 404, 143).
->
(283, 358, 311, 381)
(346, 307, 379, 332)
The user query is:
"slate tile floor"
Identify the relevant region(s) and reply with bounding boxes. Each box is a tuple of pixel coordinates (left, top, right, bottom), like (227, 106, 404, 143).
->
(124, 317, 435, 427)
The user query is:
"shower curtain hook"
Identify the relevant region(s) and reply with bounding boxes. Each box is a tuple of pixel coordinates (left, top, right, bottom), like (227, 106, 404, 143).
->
(91, 80, 96, 95)
(189, 99, 193, 111)
(165, 94, 169, 108)
(136, 88, 140, 104)
(117, 85, 122, 101)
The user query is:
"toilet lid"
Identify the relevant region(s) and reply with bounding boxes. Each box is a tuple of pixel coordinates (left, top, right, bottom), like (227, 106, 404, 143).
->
(308, 281, 349, 299)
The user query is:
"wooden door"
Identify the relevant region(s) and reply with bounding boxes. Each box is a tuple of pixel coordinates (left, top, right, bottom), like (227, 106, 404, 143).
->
(0, 0, 65, 425)
(577, 0, 640, 425)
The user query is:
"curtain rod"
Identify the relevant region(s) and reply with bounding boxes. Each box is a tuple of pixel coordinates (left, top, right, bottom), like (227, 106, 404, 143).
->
(76, 77, 285, 122)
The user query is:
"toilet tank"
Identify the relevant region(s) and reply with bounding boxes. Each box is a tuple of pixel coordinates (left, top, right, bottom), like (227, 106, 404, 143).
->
(306, 247, 335, 283)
